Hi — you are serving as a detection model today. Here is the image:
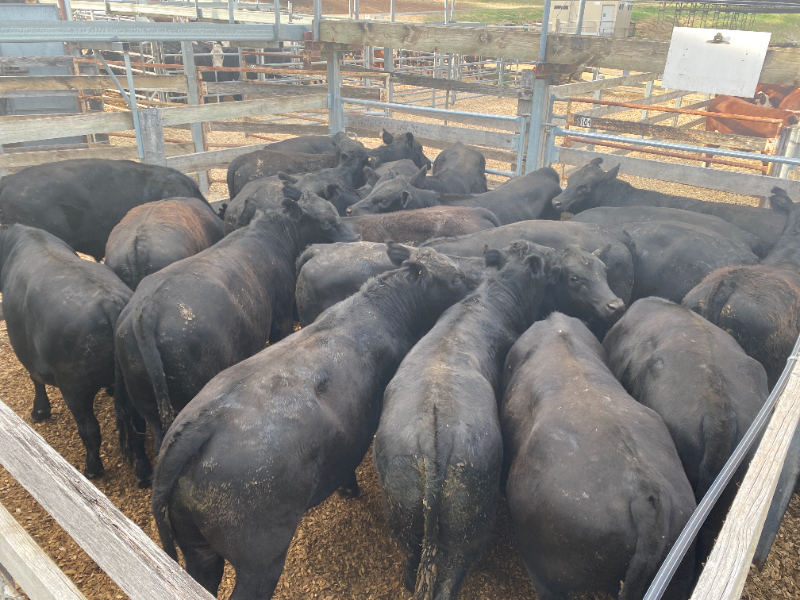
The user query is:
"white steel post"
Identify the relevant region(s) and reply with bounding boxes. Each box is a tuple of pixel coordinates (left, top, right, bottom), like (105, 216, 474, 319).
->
(327, 51, 343, 133)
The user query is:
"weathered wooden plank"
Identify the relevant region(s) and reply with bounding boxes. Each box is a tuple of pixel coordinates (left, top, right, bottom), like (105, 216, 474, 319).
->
(344, 113, 519, 151)
(574, 116, 766, 151)
(139, 108, 167, 166)
(0, 503, 87, 600)
(551, 72, 657, 96)
(158, 93, 327, 126)
(0, 56, 74, 68)
(205, 81, 331, 98)
(555, 146, 800, 198)
(690, 366, 800, 600)
(392, 73, 528, 99)
(207, 121, 328, 136)
(319, 22, 800, 86)
(0, 75, 187, 93)
(0, 143, 193, 169)
(0, 112, 134, 145)
(166, 143, 274, 172)
(0, 400, 215, 600)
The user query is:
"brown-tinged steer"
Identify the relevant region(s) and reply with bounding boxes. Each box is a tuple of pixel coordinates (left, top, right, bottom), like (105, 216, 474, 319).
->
(151, 246, 474, 600)
(114, 192, 358, 486)
(501, 313, 696, 600)
(0, 159, 207, 260)
(105, 198, 225, 290)
(374, 240, 624, 600)
(0, 225, 135, 480)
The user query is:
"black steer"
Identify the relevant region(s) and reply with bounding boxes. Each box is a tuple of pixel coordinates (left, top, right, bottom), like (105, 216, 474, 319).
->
(344, 206, 500, 243)
(0, 159, 207, 260)
(571, 205, 765, 258)
(611, 220, 760, 302)
(501, 313, 696, 600)
(422, 142, 487, 194)
(114, 192, 359, 475)
(603, 297, 769, 574)
(422, 220, 635, 314)
(348, 167, 562, 225)
(375, 241, 551, 600)
(151, 246, 473, 600)
(0, 225, 134, 479)
(552, 157, 786, 251)
(295, 241, 487, 326)
(105, 198, 224, 290)
(375, 240, 625, 600)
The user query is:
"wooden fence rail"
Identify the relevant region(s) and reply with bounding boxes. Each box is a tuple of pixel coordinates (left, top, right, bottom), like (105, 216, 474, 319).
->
(0, 400, 215, 600)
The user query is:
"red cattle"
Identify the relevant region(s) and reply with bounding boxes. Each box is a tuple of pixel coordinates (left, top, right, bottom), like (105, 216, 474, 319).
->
(757, 84, 797, 106)
(706, 95, 798, 138)
(779, 88, 800, 111)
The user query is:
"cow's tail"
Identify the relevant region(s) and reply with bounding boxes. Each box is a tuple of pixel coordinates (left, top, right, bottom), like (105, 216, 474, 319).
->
(696, 368, 738, 500)
(476, 208, 502, 228)
(226, 162, 237, 200)
(296, 244, 321, 273)
(413, 405, 451, 600)
(113, 355, 139, 465)
(620, 480, 672, 600)
(696, 277, 737, 326)
(131, 303, 175, 434)
(151, 407, 216, 560)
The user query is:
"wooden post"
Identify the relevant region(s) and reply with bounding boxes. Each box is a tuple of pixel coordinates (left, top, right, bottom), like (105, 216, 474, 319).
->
(691, 366, 800, 600)
(517, 69, 534, 173)
(383, 47, 393, 118)
(0, 401, 215, 600)
(0, 503, 86, 600)
(139, 108, 167, 166)
(181, 41, 209, 194)
(0, 146, 8, 180)
(327, 51, 343, 134)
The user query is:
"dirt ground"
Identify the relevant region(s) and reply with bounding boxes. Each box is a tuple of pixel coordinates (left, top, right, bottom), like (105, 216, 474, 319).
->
(2, 85, 800, 600)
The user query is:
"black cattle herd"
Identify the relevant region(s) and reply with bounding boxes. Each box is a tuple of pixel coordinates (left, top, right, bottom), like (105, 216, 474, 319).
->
(0, 131, 797, 600)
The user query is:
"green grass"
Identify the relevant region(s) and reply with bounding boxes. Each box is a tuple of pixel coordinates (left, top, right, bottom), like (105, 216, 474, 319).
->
(419, 0, 800, 43)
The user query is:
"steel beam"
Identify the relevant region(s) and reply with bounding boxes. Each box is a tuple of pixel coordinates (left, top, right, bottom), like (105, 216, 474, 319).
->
(0, 20, 308, 43)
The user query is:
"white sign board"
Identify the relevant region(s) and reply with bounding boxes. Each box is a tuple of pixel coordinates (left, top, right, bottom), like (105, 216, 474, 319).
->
(662, 28, 771, 97)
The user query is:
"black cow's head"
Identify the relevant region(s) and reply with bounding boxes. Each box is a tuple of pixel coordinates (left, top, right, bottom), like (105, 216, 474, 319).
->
(546, 244, 626, 323)
(282, 191, 360, 244)
(483, 240, 551, 319)
(387, 242, 469, 296)
(551, 157, 620, 214)
(346, 167, 428, 216)
(368, 130, 432, 170)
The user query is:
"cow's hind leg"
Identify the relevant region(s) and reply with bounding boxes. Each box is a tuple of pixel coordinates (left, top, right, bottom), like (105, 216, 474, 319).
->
(30, 379, 51, 422)
(60, 384, 104, 479)
(171, 504, 225, 596)
(337, 470, 360, 498)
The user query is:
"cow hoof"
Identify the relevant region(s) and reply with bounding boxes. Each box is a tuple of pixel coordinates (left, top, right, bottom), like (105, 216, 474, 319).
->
(137, 477, 153, 489)
(84, 463, 104, 480)
(105, 385, 116, 397)
(337, 482, 360, 499)
(403, 561, 417, 592)
(30, 408, 51, 423)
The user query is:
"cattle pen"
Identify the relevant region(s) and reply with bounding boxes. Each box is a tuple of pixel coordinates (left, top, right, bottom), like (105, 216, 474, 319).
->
(3, 2, 800, 598)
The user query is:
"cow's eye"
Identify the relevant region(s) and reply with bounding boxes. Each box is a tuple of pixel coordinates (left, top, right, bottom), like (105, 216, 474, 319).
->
(322, 220, 333, 230)
(569, 275, 579, 284)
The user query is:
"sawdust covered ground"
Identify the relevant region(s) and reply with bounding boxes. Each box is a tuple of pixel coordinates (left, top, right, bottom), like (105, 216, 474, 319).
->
(2, 89, 800, 600)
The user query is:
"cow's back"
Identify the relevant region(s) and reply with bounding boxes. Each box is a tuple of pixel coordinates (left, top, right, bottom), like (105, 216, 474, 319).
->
(0, 159, 205, 260)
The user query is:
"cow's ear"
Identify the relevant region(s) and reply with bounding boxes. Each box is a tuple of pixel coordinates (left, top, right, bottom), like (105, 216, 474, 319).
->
(770, 187, 794, 215)
(405, 132, 415, 146)
(382, 129, 394, 145)
(364, 166, 379, 185)
(592, 243, 612, 261)
(604, 164, 620, 179)
(526, 253, 545, 278)
(404, 260, 427, 282)
(281, 197, 303, 218)
(400, 190, 413, 208)
(339, 151, 351, 163)
(278, 172, 298, 184)
(387, 241, 411, 266)
(590, 157, 604, 166)
(282, 183, 303, 200)
(484, 249, 506, 269)
(409, 165, 427, 188)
